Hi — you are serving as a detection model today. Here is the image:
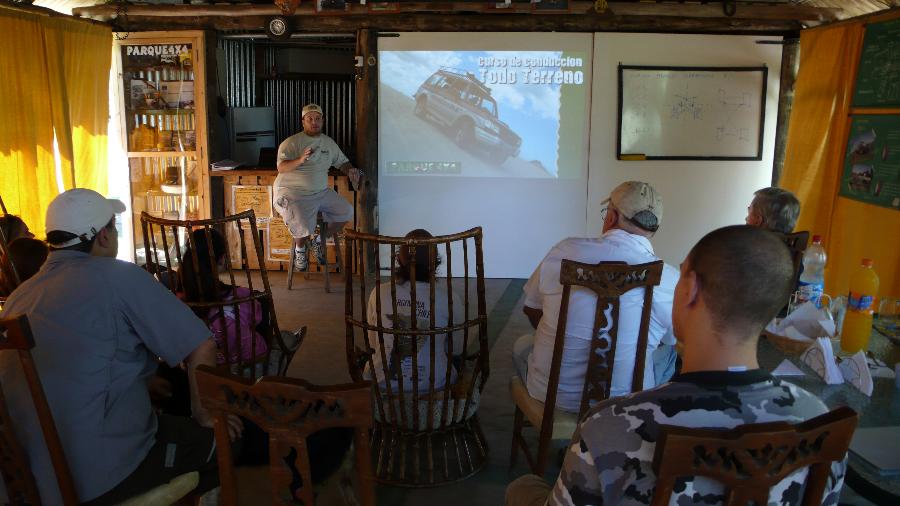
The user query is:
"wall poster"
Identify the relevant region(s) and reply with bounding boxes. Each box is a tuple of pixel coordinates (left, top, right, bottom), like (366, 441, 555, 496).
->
(267, 217, 292, 262)
(840, 114, 900, 210)
(231, 185, 272, 228)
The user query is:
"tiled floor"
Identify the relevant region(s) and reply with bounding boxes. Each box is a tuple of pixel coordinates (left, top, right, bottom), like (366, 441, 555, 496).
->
(237, 271, 876, 505)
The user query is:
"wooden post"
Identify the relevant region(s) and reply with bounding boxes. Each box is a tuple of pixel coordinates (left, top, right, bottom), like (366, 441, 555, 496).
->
(356, 28, 378, 274)
(772, 38, 799, 186)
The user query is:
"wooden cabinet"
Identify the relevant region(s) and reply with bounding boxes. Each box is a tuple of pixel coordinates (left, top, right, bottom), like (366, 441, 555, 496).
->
(114, 31, 209, 263)
(218, 169, 358, 272)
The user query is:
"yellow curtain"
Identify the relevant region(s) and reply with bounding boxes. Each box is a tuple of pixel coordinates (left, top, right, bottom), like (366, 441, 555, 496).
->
(0, 7, 111, 237)
(0, 8, 58, 237)
(781, 22, 900, 298)
(43, 17, 112, 194)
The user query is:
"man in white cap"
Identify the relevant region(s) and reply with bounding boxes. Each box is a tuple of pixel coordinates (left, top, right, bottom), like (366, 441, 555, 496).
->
(512, 181, 679, 414)
(0, 189, 241, 504)
(274, 103, 362, 271)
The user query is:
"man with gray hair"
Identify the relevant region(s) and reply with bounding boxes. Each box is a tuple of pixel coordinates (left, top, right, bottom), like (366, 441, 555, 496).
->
(512, 181, 679, 414)
(745, 186, 801, 234)
(274, 103, 361, 271)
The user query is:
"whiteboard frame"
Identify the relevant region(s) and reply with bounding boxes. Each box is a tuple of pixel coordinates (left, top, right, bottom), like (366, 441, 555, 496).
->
(617, 65, 768, 161)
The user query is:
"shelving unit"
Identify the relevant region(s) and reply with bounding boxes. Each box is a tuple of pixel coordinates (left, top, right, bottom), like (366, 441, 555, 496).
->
(114, 31, 209, 264)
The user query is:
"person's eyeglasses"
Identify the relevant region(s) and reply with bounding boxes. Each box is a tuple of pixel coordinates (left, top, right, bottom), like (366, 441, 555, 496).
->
(600, 206, 610, 222)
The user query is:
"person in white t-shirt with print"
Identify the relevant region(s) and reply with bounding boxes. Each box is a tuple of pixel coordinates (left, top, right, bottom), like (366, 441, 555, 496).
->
(366, 229, 464, 394)
(512, 181, 680, 413)
(274, 103, 362, 272)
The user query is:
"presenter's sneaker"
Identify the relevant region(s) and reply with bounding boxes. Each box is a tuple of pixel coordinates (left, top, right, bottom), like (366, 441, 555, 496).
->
(293, 245, 309, 272)
(309, 235, 326, 265)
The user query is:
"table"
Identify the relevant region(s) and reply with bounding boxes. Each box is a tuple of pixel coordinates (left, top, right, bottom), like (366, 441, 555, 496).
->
(758, 331, 900, 505)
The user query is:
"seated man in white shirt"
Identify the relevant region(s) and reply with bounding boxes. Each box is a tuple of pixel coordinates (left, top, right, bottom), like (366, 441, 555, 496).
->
(512, 181, 679, 413)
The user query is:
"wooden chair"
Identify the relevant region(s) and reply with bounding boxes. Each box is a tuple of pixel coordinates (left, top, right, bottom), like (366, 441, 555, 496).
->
(141, 210, 298, 381)
(195, 365, 376, 506)
(782, 231, 810, 291)
(509, 260, 664, 476)
(651, 406, 858, 506)
(0, 315, 199, 505)
(343, 227, 490, 486)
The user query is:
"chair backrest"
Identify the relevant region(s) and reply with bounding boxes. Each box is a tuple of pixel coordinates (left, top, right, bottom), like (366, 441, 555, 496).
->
(141, 210, 294, 380)
(782, 231, 810, 290)
(195, 366, 375, 506)
(545, 260, 664, 419)
(0, 315, 78, 505)
(651, 406, 858, 506)
(343, 227, 488, 433)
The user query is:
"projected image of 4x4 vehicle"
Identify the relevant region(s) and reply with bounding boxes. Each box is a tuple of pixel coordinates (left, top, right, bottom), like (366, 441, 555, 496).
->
(413, 68, 522, 164)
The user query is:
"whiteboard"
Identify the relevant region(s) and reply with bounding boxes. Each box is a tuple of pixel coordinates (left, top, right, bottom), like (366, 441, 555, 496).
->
(617, 66, 767, 160)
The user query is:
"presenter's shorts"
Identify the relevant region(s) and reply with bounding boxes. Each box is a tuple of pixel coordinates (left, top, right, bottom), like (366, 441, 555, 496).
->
(273, 187, 353, 238)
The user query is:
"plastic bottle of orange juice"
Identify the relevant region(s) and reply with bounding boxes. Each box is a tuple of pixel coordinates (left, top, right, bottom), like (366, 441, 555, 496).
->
(841, 258, 879, 353)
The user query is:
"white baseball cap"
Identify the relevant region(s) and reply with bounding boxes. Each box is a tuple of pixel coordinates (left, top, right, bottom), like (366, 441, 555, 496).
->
(601, 181, 663, 229)
(302, 103, 323, 118)
(46, 189, 126, 248)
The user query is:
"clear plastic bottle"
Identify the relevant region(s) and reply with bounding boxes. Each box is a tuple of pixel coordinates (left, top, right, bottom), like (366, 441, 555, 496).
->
(797, 235, 826, 307)
(841, 258, 879, 354)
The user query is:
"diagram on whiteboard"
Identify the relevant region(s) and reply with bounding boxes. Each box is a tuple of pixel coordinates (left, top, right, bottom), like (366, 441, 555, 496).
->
(618, 66, 767, 160)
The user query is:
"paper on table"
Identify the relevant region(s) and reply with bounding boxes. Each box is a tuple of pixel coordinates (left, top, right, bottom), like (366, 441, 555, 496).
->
(772, 359, 805, 377)
(800, 337, 844, 385)
(777, 302, 835, 338)
(782, 325, 815, 343)
(838, 351, 874, 396)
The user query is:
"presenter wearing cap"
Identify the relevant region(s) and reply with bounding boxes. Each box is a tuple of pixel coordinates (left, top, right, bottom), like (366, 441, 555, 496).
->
(274, 103, 362, 272)
(0, 189, 241, 504)
(511, 181, 680, 413)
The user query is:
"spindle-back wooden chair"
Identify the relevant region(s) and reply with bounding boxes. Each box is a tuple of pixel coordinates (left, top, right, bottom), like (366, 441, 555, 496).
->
(141, 210, 297, 380)
(344, 227, 489, 486)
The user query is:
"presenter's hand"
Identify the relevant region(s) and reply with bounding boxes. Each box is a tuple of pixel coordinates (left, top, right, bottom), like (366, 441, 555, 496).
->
(349, 167, 362, 188)
(298, 147, 315, 166)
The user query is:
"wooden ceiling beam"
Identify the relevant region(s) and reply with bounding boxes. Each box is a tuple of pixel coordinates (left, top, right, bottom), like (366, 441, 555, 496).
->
(80, 12, 800, 35)
(606, 2, 840, 22)
(73, 1, 828, 23)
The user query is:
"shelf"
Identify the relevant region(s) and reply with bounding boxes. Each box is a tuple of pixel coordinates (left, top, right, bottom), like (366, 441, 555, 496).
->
(128, 151, 197, 158)
(130, 108, 196, 115)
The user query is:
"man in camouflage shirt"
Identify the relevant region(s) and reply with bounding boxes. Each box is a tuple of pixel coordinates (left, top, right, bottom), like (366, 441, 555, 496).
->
(506, 225, 845, 506)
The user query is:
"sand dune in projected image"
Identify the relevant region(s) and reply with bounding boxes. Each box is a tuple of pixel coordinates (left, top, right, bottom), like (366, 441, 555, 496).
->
(380, 84, 553, 179)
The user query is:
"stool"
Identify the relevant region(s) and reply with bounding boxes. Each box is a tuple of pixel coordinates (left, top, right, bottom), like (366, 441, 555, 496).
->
(287, 214, 342, 293)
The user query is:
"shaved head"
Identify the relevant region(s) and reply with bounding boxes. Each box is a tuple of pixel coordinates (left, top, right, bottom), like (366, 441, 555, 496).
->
(685, 225, 794, 337)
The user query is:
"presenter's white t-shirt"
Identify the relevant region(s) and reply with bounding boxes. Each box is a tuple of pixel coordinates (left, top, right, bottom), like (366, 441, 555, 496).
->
(275, 132, 349, 195)
(523, 230, 679, 412)
(365, 280, 464, 393)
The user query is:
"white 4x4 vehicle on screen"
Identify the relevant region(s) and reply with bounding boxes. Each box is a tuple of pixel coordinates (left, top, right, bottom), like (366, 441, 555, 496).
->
(413, 68, 522, 164)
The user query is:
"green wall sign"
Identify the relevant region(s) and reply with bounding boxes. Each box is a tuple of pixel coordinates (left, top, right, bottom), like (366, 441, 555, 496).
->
(853, 18, 900, 107)
(841, 115, 900, 211)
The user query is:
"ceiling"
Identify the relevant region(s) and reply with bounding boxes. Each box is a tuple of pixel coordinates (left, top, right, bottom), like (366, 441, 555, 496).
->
(30, 0, 900, 27)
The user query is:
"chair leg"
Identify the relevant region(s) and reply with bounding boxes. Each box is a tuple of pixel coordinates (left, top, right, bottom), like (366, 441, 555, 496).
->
(509, 406, 524, 469)
(287, 243, 295, 290)
(321, 220, 330, 293)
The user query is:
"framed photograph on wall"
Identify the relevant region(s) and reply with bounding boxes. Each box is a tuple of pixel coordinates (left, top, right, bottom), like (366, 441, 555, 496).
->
(531, 0, 569, 13)
(368, 2, 399, 13)
(317, 0, 350, 14)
